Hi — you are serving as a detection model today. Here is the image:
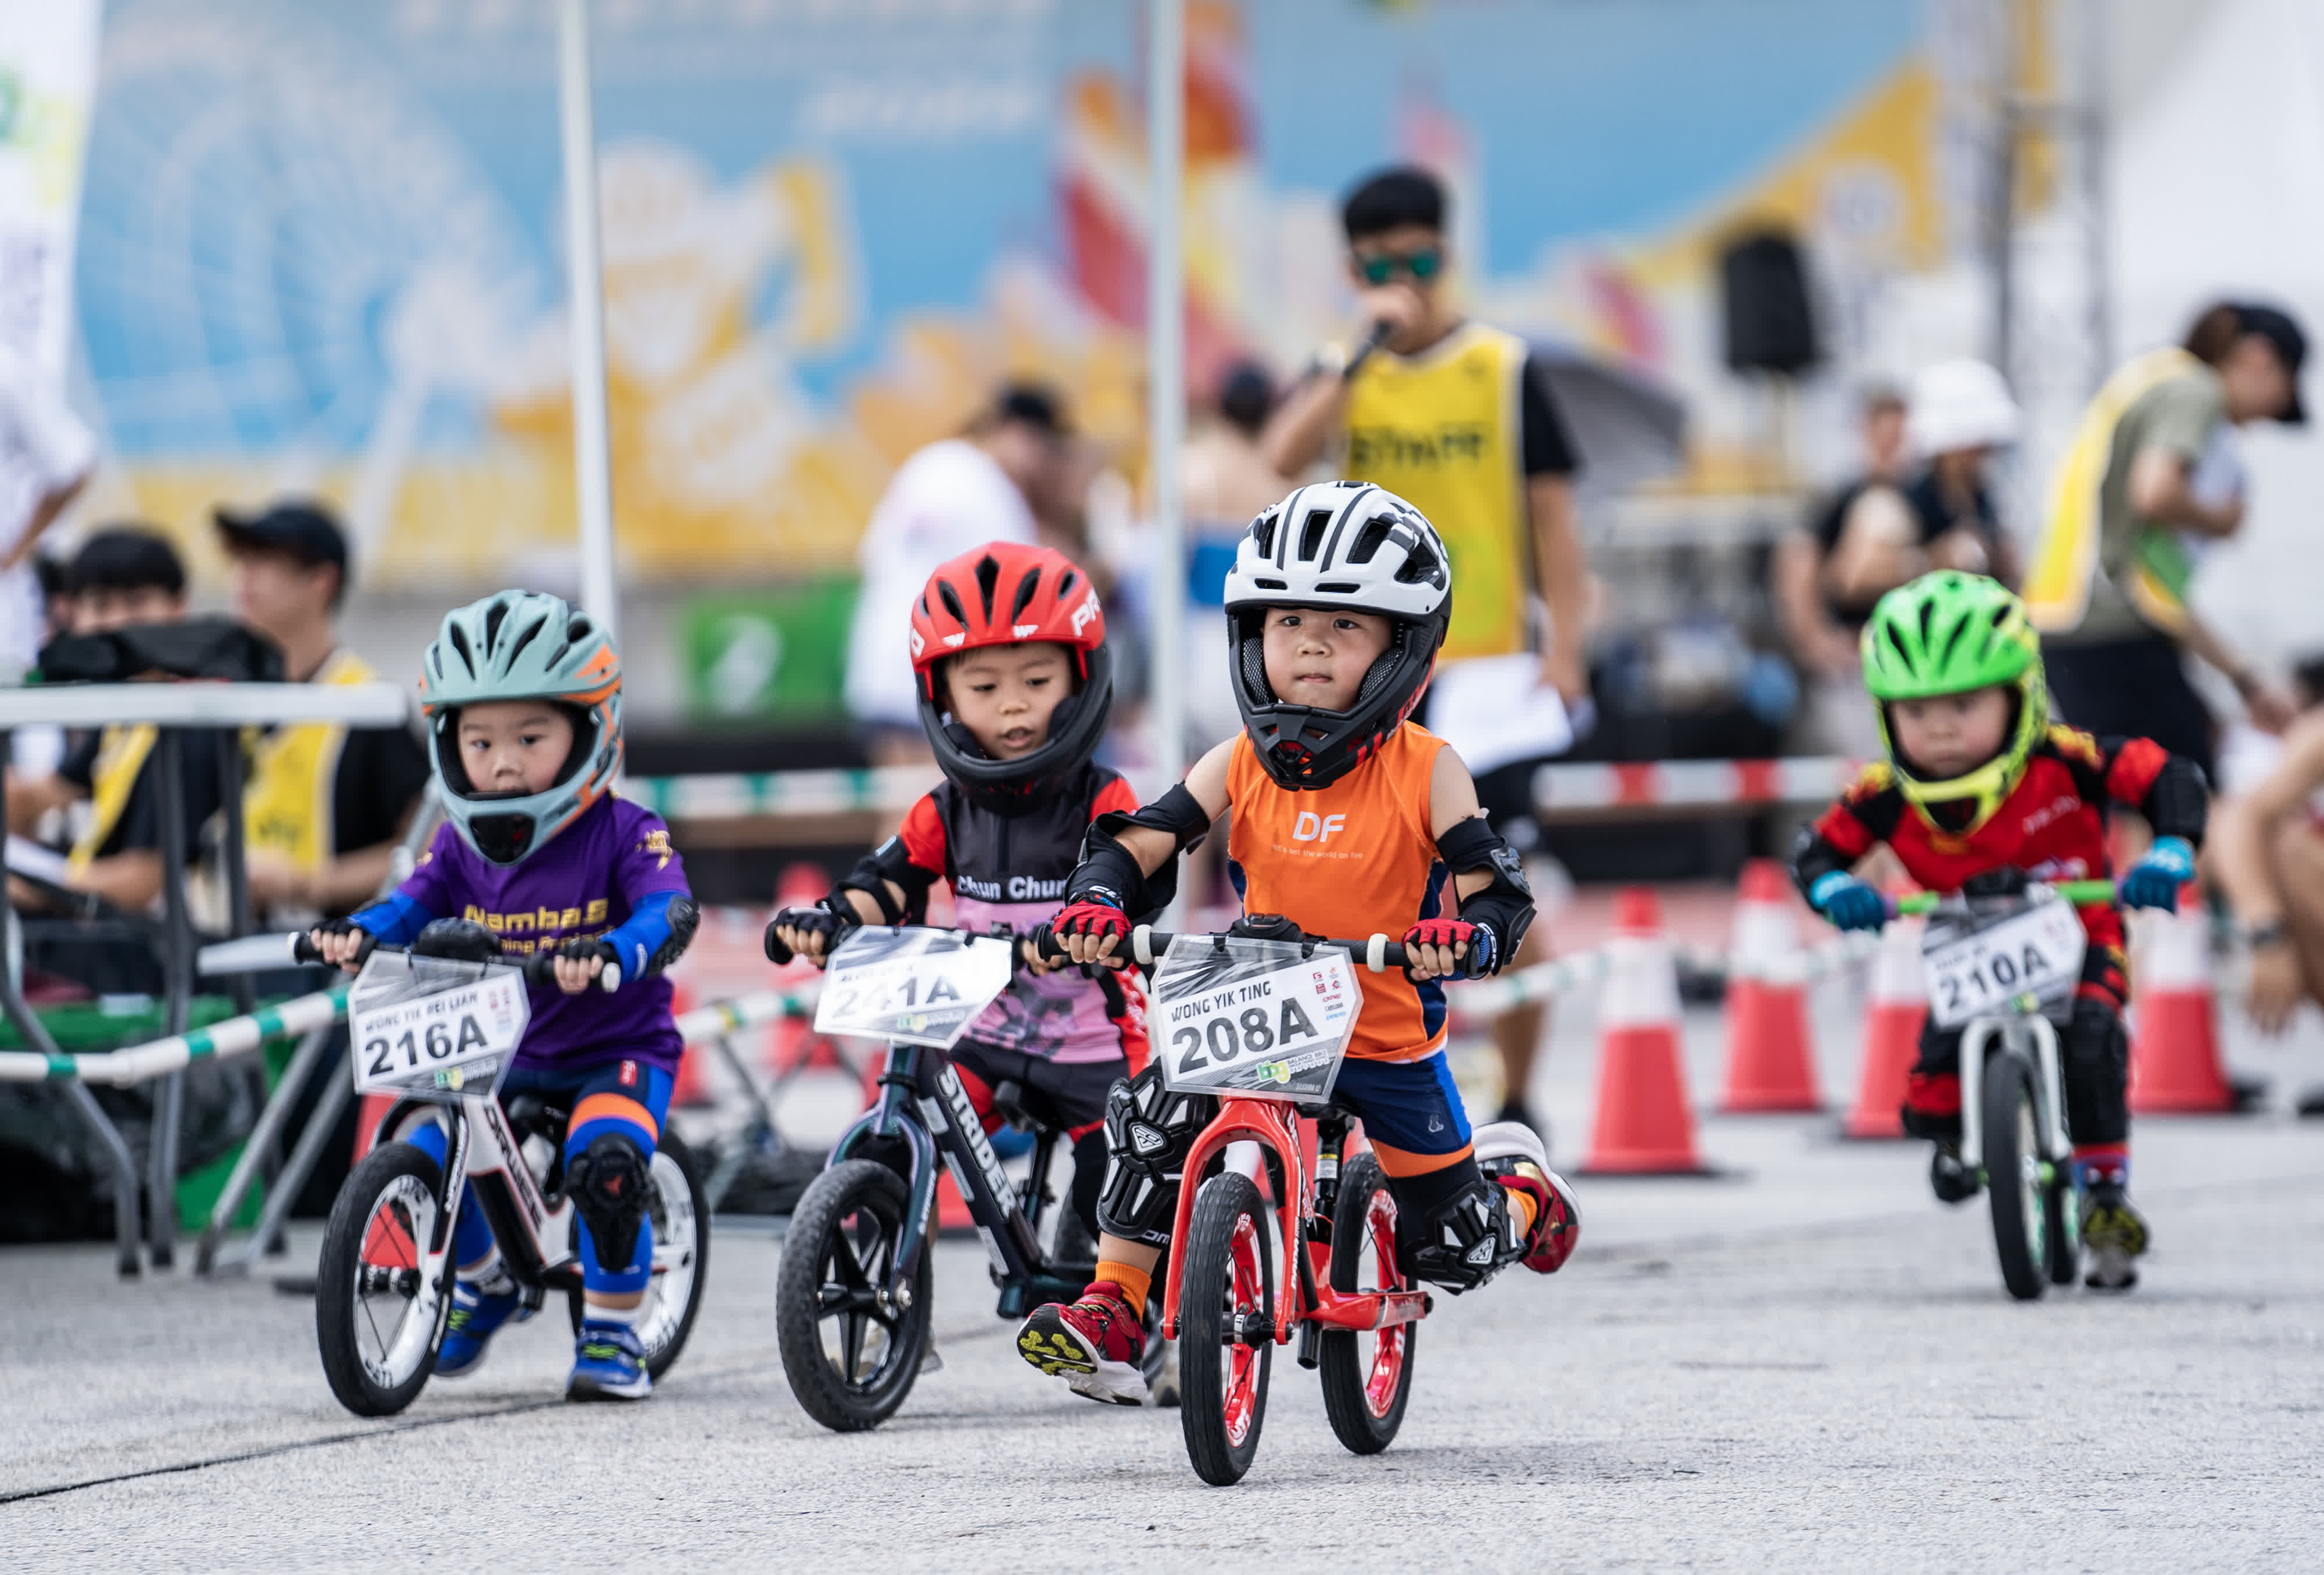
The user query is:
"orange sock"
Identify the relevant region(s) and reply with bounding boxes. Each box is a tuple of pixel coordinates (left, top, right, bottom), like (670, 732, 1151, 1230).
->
(1502, 1183, 1539, 1237)
(1095, 1258, 1152, 1311)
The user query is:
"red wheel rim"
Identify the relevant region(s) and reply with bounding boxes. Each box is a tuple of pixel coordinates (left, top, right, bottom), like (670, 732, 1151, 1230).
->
(1359, 1189, 1405, 1418)
(1221, 1211, 1265, 1447)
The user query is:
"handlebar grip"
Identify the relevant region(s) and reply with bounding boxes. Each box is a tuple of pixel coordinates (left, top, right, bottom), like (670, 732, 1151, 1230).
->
(289, 932, 325, 964)
(521, 950, 623, 991)
(763, 922, 795, 966)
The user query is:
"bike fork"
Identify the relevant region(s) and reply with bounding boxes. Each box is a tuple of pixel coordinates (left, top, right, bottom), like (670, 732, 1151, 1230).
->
(1296, 1115, 1349, 1372)
(829, 1043, 944, 1300)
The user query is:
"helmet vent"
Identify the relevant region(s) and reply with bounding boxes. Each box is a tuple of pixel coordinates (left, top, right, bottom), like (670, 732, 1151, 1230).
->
(937, 579, 969, 627)
(444, 625, 473, 678)
(1253, 511, 1279, 561)
(1010, 567, 1043, 621)
(973, 554, 1001, 620)
(1057, 569, 1079, 598)
(568, 616, 593, 642)
(1394, 541, 1442, 585)
(1935, 618, 1971, 672)
(501, 615, 550, 673)
(1316, 581, 1360, 594)
(483, 600, 509, 650)
(1347, 517, 1391, 565)
(1253, 577, 1286, 590)
(1299, 510, 1332, 563)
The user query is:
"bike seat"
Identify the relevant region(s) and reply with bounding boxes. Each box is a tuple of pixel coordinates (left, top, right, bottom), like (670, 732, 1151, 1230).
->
(503, 1094, 571, 1142)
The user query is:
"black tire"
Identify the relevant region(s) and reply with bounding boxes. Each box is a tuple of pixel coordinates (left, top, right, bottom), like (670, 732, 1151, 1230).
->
(775, 1160, 932, 1432)
(562, 1132, 711, 1379)
(1318, 1153, 1416, 1455)
(1177, 1171, 1275, 1486)
(315, 1142, 454, 1417)
(1982, 1052, 2047, 1301)
(2044, 1163, 2079, 1287)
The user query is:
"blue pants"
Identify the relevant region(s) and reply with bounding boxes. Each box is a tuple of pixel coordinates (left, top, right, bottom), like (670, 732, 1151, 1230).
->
(406, 1060, 673, 1297)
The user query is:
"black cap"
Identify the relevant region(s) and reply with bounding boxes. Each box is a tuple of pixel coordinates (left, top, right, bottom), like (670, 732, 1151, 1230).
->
(2234, 303, 2307, 425)
(69, 528, 186, 598)
(214, 498, 350, 573)
(991, 382, 1071, 439)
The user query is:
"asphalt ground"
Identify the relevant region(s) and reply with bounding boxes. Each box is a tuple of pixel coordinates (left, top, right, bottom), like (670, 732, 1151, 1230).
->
(9, 973, 2324, 1571)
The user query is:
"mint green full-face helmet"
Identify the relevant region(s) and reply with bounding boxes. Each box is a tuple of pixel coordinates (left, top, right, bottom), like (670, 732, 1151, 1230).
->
(417, 591, 622, 866)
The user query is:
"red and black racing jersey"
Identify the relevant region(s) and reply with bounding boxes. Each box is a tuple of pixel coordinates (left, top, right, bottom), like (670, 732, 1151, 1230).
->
(1793, 726, 2200, 957)
(890, 763, 1149, 1068)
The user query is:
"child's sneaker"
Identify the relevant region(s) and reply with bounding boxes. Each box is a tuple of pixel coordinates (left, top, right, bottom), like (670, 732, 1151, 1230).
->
(568, 1320, 652, 1401)
(435, 1279, 529, 1379)
(1929, 1142, 1979, 1205)
(2080, 1182, 2149, 1291)
(1016, 1281, 1148, 1405)
(1474, 1120, 1580, 1273)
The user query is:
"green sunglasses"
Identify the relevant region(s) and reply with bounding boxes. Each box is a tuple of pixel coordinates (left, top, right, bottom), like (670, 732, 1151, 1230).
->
(1355, 247, 1443, 286)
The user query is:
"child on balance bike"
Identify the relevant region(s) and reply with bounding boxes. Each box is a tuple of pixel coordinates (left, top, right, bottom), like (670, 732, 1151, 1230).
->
(1020, 480, 1580, 1405)
(768, 543, 1152, 1357)
(1789, 571, 2208, 1291)
(310, 591, 699, 1398)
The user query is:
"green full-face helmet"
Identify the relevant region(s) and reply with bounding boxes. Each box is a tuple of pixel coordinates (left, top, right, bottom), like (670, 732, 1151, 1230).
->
(1860, 571, 2047, 833)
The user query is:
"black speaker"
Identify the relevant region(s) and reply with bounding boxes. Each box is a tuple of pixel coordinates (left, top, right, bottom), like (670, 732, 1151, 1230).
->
(1719, 230, 1819, 375)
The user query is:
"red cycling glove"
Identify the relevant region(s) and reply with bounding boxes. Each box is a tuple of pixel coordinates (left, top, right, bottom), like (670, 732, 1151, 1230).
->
(1403, 917, 1496, 977)
(1052, 899, 1130, 943)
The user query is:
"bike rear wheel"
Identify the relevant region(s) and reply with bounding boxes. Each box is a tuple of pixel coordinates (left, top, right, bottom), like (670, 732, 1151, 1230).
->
(1178, 1171, 1275, 1486)
(315, 1142, 452, 1416)
(775, 1160, 931, 1431)
(1982, 1050, 2048, 1301)
(1319, 1152, 1416, 1455)
(563, 1132, 711, 1379)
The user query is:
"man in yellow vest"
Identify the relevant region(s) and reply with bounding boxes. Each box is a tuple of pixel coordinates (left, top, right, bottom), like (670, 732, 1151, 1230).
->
(215, 501, 429, 927)
(1265, 166, 1586, 1138)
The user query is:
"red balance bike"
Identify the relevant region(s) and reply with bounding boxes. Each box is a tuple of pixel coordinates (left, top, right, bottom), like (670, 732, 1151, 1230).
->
(1048, 921, 1430, 1486)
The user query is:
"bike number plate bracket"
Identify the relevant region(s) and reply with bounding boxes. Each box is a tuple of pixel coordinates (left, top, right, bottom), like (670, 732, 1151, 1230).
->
(816, 928, 1014, 1048)
(1153, 936, 1364, 1102)
(349, 956, 532, 1095)
(1921, 900, 2087, 1030)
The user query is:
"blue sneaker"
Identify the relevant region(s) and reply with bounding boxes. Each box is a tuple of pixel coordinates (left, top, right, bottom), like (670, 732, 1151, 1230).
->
(568, 1320, 652, 1401)
(435, 1280, 529, 1379)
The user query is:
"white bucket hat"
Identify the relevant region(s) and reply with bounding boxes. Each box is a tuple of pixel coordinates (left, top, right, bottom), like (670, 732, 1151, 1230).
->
(1907, 358, 2021, 456)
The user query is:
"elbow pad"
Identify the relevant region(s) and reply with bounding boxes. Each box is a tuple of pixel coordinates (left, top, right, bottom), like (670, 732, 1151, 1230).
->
(1788, 822, 1856, 903)
(602, 891, 699, 981)
(2142, 755, 2208, 849)
(1070, 783, 1214, 922)
(838, 835, 937, 925)
(1437, 816, 1534, 973)
(1097, 783, 1214, 855)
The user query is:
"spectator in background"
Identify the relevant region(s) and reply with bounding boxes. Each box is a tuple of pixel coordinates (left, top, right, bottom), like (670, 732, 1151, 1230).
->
(843, 383, 1077, 765)
(6, 529, 226, 916)
(1777, 363, 2021, 762)
(215, 501, 429, 925)
(2205, 655, 2324, 1047)
(0, 350, 97, 780)
(1263, 164, 1586, 1138)
(2027, 302, 2309, 781)
(1182, 360, 1288, 754)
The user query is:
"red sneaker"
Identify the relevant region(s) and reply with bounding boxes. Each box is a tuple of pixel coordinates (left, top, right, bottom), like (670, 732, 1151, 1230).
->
(1016, 1280, 1149, 1405)
(1474, 1120, 1581, 1274)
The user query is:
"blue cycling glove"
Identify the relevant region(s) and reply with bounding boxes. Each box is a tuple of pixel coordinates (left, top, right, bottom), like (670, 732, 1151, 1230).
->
(1809, 871, 1887, 932)
(2120, 835, 2194, 913)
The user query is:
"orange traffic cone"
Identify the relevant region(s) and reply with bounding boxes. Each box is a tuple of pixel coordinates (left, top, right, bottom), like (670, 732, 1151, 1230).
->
(668, 980, 715, 1107)
(353, 1093, 397, 1162)
(1581, 887, 1713, 1175)
(1842, 911, 1926, 1139)
(2129, 883, 2234, 1113)
(1718, 860, 1821, 1112)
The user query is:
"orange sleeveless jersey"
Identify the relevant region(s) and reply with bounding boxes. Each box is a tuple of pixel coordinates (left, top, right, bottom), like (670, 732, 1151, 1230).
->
(1225, 722, 1451, 1063)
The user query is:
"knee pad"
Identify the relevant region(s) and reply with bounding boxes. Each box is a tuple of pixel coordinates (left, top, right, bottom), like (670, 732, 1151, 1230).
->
(1386, 1158, 1522, 1294)
(1068, 1127, 1108, 1245)
(566, 1133, 652, 1273)
(1094, 1064, 1214, 1248)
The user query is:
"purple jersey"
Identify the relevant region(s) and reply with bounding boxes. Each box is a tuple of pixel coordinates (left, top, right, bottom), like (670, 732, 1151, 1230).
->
(392, 796, 689, 1074)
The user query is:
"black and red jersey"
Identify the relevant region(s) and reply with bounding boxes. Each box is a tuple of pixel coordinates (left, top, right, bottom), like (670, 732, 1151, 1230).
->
(873, 762, 1147, 1069)
(1792, 726, 2200, 958)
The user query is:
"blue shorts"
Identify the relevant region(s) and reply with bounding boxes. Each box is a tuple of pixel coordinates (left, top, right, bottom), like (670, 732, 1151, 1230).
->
(1331, 1053, 1472, 1164)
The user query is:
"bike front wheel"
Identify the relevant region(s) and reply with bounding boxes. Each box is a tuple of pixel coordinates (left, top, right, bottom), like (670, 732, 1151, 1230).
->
(1982, 1050, 2048, 1301)
(1318, 1151, 1416, 1454)
(315, 1142, 453, 1416)
(1177, 1170, 1275, 1486)
(774, 1159, 932, 1432)
(564, 1132, 711, 1379)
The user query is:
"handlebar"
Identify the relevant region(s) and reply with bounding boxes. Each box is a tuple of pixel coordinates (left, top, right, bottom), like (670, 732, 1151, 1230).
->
(1033, 924, 1411, 973)
(763, 916, 1025, 969)
(289, 932, 623, 991)
(1889, 878, 2117, 918)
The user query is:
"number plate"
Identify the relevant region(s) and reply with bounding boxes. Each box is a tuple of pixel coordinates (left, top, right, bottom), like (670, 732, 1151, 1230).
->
(349, 955, 532, 1095)
(815, 928, 1016, 1048)
(1921, 898, 2088, 1029)
(1153, 936, 1365, 1102)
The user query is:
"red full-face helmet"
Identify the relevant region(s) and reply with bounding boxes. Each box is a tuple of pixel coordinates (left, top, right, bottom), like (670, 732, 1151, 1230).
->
(909, 542, 1113, 815)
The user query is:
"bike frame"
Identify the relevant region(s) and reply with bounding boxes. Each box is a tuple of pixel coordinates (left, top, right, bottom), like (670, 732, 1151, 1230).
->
(375, 1088, 580, 1301)
(1956, 1011, 2071, 1176)
(826, 1039, 1097, 1319)
(1159, 1099, 1429, 1354)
